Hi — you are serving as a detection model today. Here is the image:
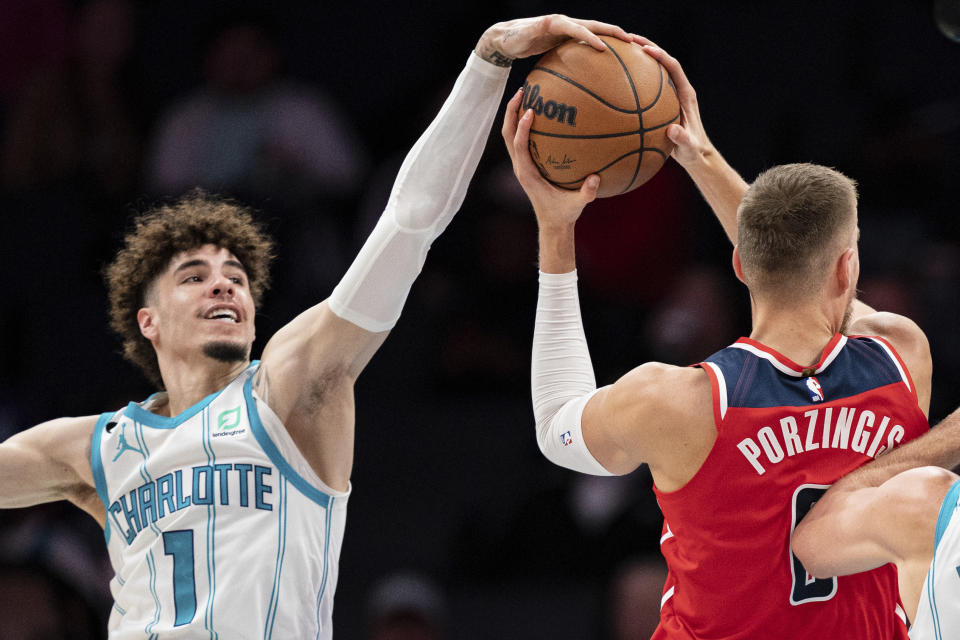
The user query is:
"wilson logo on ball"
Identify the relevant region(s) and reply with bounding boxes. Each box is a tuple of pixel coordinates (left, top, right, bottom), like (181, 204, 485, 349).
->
(522, 82, 578, 126)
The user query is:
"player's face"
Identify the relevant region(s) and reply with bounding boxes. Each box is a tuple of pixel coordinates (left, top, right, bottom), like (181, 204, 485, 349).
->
(141, 244, 256, 363)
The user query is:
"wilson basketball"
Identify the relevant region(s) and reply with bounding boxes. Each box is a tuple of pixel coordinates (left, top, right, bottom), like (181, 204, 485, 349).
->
(522, 36, 680, 198)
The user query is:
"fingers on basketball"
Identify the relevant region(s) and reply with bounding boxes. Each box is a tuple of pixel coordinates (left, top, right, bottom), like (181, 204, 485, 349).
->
(520, 35, 681, 198)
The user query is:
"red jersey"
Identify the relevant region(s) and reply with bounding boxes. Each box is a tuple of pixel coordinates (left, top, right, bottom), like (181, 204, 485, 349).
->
(653, 333, 928, 639)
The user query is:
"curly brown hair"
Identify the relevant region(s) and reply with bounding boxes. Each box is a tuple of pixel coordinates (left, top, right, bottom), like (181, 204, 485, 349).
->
(105, 191, 275, 387)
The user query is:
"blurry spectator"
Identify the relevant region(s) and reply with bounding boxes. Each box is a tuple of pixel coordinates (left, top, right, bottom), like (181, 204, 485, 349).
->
(145, 11, 367, 204)
(575, 162, 698, 307)
(0, 0, 70, 103)
(605, 557, 668, 640)
(0, 560, 103, 639)
(367, 572, 445, 640)
(645, 266, 741, 366)
(0, 0, 141, 200)
(456, 469, 663, 586)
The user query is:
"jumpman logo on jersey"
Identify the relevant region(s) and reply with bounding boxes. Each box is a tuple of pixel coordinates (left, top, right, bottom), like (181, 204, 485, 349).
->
(113, 423, 145, 461)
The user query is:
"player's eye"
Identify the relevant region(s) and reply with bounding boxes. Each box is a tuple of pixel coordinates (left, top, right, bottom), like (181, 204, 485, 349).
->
(182, 275, 202, 283)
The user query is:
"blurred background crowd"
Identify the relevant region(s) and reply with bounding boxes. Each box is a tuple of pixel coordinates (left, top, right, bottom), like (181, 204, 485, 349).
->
(0, 0, 958, 638)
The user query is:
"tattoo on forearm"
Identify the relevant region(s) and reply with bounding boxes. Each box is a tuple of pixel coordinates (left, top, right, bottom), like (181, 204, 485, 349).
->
(486, 49, 513, 67)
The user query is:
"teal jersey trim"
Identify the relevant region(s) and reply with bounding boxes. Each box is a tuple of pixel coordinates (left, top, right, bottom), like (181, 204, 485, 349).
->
(133, 420, 163, 537)
(265, 477, 288, 640)
(125, 364, 256, 429)
(934, 480, 960, 550)
(201, 407, 219, 640)
(91, 412, 114, 542)
(242, 372, 331, 509)
(146, 550, 162, 636)
(315, 495, 335, 640)
(927, 479, 960, 640)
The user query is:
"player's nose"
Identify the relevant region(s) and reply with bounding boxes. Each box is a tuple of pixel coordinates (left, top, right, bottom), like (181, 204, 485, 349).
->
(209, 274, 234, 298)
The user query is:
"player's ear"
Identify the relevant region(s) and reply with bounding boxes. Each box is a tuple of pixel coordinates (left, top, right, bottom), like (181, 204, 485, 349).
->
(732, 246, 747, 285)
(137, 307, 158, 341)
(835, 247, 858, 296)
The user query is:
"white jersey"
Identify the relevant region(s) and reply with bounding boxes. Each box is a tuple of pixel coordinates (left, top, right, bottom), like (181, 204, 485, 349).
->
(91, 362, 349, 639)
(910, 479, 960, 640)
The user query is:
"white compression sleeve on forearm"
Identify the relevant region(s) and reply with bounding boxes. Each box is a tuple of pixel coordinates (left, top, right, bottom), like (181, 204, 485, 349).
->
(329, 53, 510, 332)
(532, 270, 613, 475)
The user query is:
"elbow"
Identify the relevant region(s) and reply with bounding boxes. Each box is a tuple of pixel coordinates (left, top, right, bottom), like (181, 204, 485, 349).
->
(791, 527, 830, 579)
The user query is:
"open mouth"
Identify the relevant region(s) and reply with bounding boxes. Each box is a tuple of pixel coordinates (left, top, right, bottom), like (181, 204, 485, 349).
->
(204, 307, 240, 323)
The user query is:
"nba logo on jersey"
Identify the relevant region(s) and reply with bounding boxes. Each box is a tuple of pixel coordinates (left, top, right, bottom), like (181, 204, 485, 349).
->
(805, 377, 824, 402)
(560, 430, 573, 446)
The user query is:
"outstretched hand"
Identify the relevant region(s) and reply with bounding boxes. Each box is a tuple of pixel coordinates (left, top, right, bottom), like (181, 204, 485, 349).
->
(502, 87, 599, 230)
(476, 14, 641, 67)
(638, 41, 713, 168)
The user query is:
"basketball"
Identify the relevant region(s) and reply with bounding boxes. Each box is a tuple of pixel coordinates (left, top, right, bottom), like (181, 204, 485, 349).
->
(521, 36, 680, 198)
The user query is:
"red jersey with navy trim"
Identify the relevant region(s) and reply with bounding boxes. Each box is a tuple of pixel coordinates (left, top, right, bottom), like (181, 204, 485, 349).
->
(652, 334, 928, 639)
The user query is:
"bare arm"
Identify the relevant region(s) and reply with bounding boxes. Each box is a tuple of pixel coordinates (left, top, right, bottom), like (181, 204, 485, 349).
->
(255, 16, 641, 490)
(581, 364, 715, 488)
(505, 84, 716, 488)
(792, 466, 953, 619)
(0, 416, 104, 525)
(640, 44, 748, 244)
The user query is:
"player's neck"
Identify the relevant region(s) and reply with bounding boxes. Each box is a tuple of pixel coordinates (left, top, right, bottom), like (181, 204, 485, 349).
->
(748, 302, 845, 368)
(156, 357, 250, 417)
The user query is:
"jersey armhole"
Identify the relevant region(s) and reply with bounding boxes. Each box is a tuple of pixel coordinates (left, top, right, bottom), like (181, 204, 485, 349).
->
(697, 362, 727, 429)
(850, 334, 919, 402)
(90, 411, 116, 542)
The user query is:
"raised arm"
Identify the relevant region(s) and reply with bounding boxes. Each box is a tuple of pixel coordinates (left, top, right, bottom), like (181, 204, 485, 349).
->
(640, 44, 748, 244)
(0, 415, 104, 524)
(504, 85, 715, 487)
(253, 16, 641, 489)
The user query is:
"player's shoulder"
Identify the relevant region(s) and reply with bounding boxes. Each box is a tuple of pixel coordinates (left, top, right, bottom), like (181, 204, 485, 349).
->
(28, 414, 101, 445)
(880, 466, 958, 507)
(849, 311, 929, 366)
(605, 362, 712, 426)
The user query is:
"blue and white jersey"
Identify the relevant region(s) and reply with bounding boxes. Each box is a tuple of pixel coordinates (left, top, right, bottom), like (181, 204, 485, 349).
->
(91, 362, 349, 639)
(911, 480, 960, 640)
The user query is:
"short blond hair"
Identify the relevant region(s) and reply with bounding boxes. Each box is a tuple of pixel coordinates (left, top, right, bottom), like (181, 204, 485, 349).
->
(738, 163, 857, 299)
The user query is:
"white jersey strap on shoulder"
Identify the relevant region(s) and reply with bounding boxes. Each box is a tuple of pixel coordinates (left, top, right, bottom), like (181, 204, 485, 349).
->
(329, 53, 510, 332)
(531, 270, 613, 476)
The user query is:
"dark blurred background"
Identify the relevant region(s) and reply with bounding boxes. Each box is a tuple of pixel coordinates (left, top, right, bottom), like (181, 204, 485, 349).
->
(0, 0, 958, 638)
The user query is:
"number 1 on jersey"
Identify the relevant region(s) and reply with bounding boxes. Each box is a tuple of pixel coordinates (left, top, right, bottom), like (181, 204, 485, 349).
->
(162, 530, 197, 626)
(790, 484, 837, 605)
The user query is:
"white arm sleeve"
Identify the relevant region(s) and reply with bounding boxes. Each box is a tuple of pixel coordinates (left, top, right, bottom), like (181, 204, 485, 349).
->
(532, 270, 613, 475)
(329, 53, 510, 332)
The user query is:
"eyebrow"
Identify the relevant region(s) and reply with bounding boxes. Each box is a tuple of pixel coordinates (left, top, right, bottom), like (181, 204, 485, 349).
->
(173, 258, 247, 274)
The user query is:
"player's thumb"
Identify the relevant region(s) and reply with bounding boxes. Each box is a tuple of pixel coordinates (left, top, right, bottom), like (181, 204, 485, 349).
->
(580, 175, 600, 203)
(666, 123, 688, 146)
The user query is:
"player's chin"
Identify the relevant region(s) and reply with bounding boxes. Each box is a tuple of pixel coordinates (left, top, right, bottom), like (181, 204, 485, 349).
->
(202, 340, 250, 364)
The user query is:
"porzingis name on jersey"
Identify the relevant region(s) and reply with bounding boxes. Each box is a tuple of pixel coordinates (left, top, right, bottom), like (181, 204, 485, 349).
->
(108, 463, 274, 545)
(736, 407, 906, 475)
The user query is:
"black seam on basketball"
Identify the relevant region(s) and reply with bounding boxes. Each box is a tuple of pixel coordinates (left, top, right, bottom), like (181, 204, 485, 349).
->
(530, 128, 642, 140)
(531, 66, 639, 114)
(603, 44, 644, 194)
(644, 111, 682, 132)
(529, 108, 678, 139)
(549, 147, 668, 186)
(639, 63, 666, 113)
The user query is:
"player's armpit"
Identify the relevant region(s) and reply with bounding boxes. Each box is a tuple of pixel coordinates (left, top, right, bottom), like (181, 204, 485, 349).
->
(581, 363, 715, 486)
(0, 416, 100, 517)
(258, 301, 387, 420)
(849, 311, 932, 416)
